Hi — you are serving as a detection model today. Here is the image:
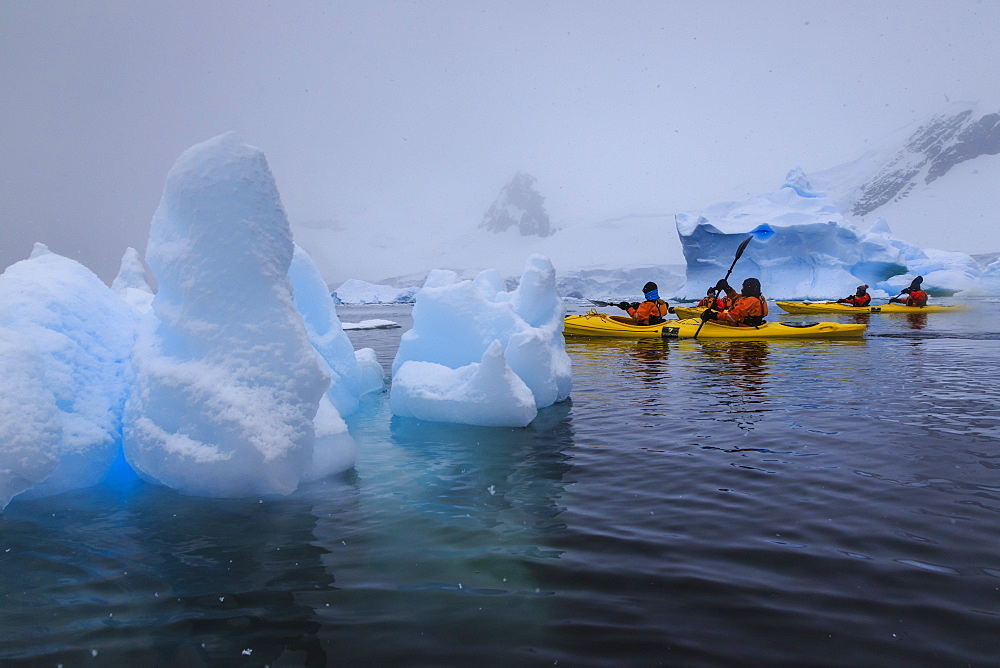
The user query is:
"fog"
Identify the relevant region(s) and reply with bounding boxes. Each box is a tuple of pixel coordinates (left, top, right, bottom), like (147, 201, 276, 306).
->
(2, 0, 998, 282)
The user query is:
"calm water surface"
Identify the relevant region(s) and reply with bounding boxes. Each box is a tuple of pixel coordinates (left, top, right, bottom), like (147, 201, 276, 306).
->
(2, 300, 999, 666)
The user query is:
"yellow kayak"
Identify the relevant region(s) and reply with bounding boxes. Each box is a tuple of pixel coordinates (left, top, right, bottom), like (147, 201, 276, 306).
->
(661, 318, 866, 339)
(564, 311, 866, 339)
(670, 306, 707, 319)
(563, 311, 669, 338)
(776, 301, 966, 315)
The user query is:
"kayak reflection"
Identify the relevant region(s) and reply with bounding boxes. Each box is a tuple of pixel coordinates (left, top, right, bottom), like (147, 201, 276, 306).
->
(689, 340, 771, 430)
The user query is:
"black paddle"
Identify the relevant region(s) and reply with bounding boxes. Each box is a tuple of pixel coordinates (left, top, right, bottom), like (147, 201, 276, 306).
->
(692, 235, 755, 339)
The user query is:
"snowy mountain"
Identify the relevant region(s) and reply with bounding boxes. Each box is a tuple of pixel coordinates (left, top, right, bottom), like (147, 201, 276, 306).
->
(849, 109, 999, 216)
(480, 172, 553, 237)
(810, 103, 1000, 255)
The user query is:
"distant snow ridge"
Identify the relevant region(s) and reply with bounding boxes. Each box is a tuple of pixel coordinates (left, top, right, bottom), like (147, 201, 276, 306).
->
(390, 254, 571, 427)
(124, 132, 358, 498)
(481, 172, 553, 237)
(850, 108, 1000, 216)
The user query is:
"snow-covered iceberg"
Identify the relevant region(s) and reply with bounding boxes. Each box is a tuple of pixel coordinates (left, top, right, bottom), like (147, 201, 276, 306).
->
(0, 244, 139, 509)
(289, 244, 385, 417)
(675, 169, 983, 300)
(333, 279, 419, 304)
(111, 247, 155, 313)
(390, 254, 571, 427)
(2, 133, 577, 508)
(123, 132, 358, 498)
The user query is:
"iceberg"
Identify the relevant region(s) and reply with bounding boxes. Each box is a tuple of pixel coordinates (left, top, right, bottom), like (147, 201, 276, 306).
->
(333, 278, 419, 304)
(3, 133, 573, 509)
(123, 133, 357, 498)
(675, 169, 983, 300)
(982, 257, 1000, 296)
(112, 247, 155, 313)
(289, 244, 386, 416)
(0, 244, 138, 509)
(390, 254, 571, 427)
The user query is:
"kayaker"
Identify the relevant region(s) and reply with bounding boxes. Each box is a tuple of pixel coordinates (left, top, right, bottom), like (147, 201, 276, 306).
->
(836, 284, 871, 307)
(889, 276, 928, 307)
(617, 281, 669, 325)
(696, 287, 726, 310)
(699, 278, 768, 327)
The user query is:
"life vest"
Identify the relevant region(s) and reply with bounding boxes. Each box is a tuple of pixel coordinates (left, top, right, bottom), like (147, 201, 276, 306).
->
(697, 297, 726, 310)
(906, 290, 928, 307)
(629, 299, 669, 325)
(720, 294, 768, 327)
(845, 293, 871, 307)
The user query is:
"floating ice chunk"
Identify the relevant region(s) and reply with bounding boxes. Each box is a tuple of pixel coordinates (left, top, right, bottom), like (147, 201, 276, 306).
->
(124, 133, 355, 498)
(391, 340, 537, 427)
(0, 330, 60, 509)
(112, 247, 155, 313)
(333, 279, 418, 304)
(341, 319, 400, 330)
(289, 244, 385, 417)
(390, 254, 570, 426)
(0, 245, 138, 508)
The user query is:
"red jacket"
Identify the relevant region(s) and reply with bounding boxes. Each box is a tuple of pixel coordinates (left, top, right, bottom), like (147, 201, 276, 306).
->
(843, 293, 871, 307)
(697, 296, 726, 309)
(906, 290, 928, 307)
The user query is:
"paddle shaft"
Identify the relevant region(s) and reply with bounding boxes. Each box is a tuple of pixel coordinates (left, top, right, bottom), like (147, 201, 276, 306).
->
(693, 235, 754, 339)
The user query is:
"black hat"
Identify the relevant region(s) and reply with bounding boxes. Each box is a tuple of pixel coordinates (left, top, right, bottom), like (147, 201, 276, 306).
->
(742, 277, 762, 297)
(642, 281, 658, 293)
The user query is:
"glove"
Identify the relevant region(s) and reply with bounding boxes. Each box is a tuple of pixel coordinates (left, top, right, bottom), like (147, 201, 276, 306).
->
(617, 301, 631, 311)
(667, 306, 675, 314)
(700, 309, 717, 322)
(714, 279, 731, 293)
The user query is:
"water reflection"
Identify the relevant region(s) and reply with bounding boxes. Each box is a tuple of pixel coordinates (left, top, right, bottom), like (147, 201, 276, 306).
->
(292, 401, 577, 662)
(683, 340, 772, 430)
(906, 313, 928, 330)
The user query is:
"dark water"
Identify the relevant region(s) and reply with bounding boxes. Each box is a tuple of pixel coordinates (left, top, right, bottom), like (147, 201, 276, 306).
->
(2, 300, 999, 666)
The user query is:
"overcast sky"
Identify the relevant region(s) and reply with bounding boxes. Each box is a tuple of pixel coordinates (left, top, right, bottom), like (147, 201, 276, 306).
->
(2, 0, 998, 281)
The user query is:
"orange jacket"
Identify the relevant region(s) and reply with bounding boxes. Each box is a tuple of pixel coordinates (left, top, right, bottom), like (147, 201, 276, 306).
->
(628, 299, 669, 325)
(697, 296, 726, 309)
(843, 293, 871, 307)
(905, 290, 927, 307)
(715, 293, 768, 326)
